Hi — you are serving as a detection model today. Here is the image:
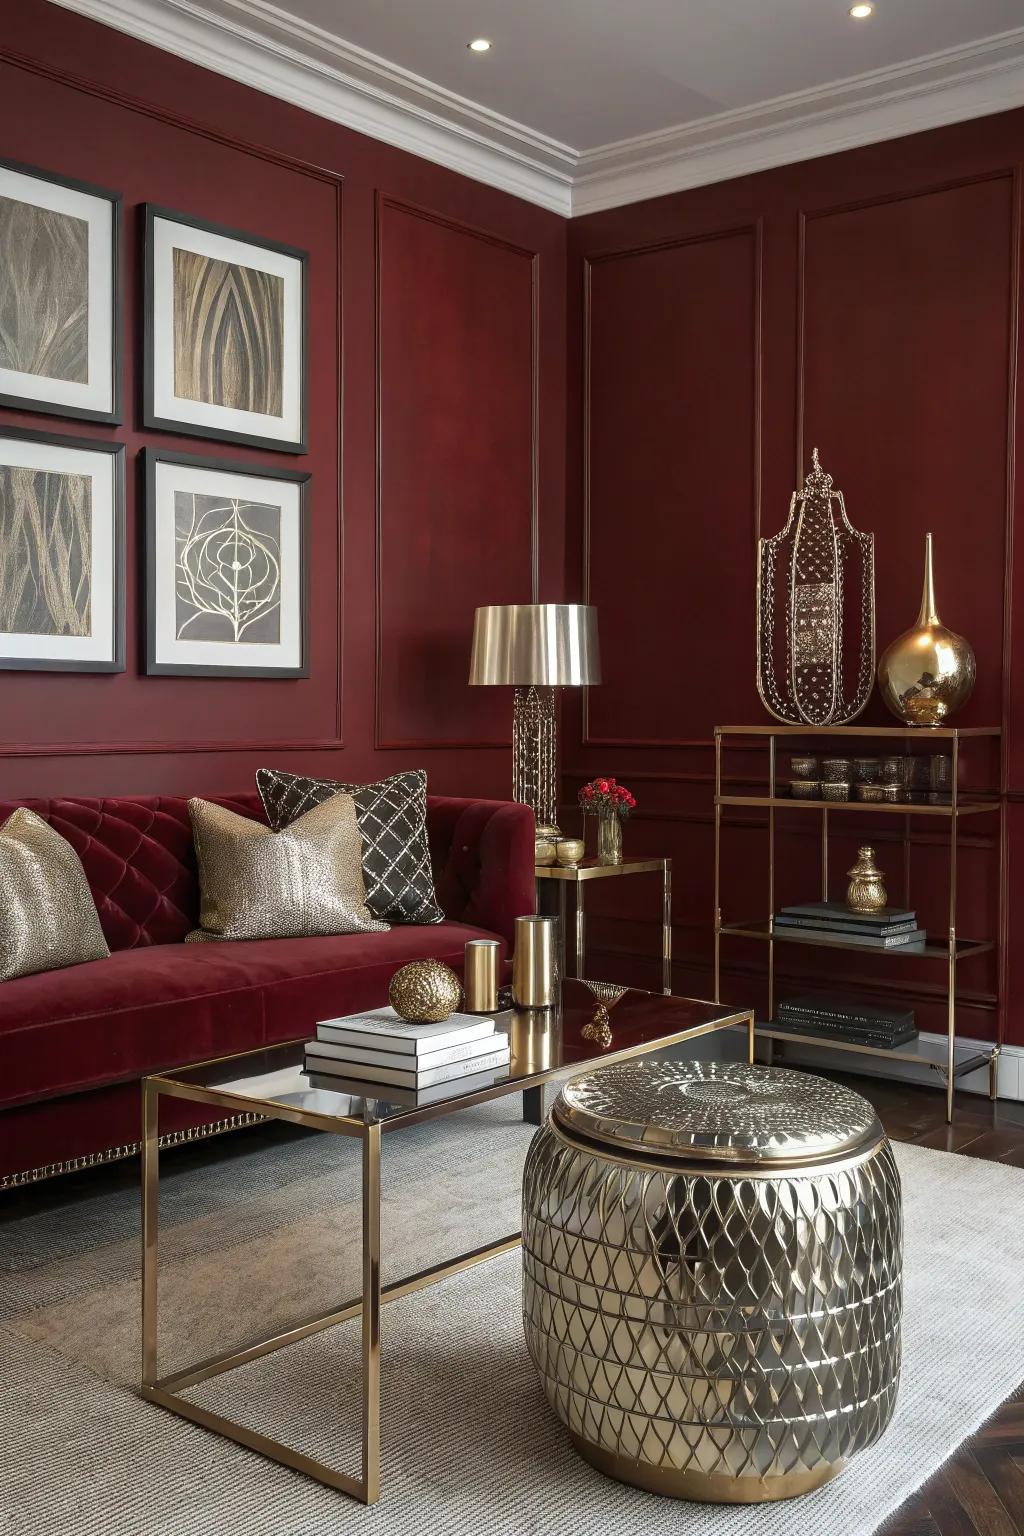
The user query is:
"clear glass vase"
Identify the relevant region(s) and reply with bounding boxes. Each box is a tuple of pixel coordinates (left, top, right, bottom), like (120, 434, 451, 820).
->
(596, 808, 623, 865)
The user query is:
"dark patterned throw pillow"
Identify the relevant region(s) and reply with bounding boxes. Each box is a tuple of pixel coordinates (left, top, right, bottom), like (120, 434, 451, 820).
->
(256, 767, 444, 925)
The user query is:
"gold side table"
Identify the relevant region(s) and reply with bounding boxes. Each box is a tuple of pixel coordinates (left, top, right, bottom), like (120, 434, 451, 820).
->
(536, 857, 672, 995)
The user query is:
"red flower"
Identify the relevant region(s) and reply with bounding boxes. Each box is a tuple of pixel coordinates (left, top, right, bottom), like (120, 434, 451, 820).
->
(607, 777, 617, 786)
(581, 785, 595, 801)
(595, 778, 609, 794)
(626, 794, 636, 808)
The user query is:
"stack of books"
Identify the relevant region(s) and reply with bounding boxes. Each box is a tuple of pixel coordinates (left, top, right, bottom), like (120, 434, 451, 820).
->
(774, 995, 919, 1049)
(772, 902, 926, 949)
(303, 1007, 510, 1105)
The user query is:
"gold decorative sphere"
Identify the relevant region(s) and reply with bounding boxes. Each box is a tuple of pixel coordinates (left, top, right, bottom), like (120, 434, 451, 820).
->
(388, 959, 462, 1023)
(878, 533, 976, 726)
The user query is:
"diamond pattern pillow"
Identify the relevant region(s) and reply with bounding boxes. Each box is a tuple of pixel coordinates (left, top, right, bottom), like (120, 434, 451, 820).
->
(256, 768, 444, 925)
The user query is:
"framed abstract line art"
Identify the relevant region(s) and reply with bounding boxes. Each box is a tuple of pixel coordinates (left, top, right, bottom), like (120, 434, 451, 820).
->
(144, 449, 310, 677)
(0, 159, 121, 424)
(0, 429, 125, 672)
(144, 207, 308, 452)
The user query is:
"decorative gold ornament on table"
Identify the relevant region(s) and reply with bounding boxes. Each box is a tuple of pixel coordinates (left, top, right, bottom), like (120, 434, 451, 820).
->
(757, 449, 875, 725)
(580, 980, 629, 1049)
(534, 835, 557, 867)
(846, 846, 887, 913)
(878, 532, 976, 726)
(555, 837, 584, 867)
(388, 959, 462, 1023)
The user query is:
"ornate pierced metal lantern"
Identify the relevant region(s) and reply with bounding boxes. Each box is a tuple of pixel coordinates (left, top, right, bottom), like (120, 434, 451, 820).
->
(757, 450, 875, 725)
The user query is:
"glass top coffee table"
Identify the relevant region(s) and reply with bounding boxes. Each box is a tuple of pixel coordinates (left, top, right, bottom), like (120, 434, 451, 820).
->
(141, 980, 753, 1505)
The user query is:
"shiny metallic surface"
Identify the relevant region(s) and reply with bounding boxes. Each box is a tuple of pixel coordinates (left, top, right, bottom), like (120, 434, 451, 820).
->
(846, 844, 887, 912)
(878, 533, 977, 726)
(468, 603, 601, 688)
(512, 915, 558, 1008)
(523, 1061, 902, 1503)
(0, 807, 110, 980)
(554, 837, 584, 866)
(463, 939, 499, 1014)
(388, 959, 462, 1022)
(188, 795, 387, 942)
(554, 1059, 883, 1164)
(534, 834, 557, 866)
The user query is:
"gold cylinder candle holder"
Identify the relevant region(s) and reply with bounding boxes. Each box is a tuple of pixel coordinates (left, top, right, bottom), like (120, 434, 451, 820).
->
(512, 915, 558, 1009)
(463, 938, 499, 1014)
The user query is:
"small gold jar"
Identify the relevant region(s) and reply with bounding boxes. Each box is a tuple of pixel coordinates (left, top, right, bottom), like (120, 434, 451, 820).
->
(555, 838, 584, 867)
(846, 847, 887, 914)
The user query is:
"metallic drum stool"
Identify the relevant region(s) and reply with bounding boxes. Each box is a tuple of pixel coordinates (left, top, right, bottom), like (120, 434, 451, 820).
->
(522, 1060, 902, 1504)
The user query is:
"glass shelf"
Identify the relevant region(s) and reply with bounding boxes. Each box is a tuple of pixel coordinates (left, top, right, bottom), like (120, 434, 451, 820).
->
(720, 920, 993, 962)
(755, 1021, 996, 1078)
(716, 794, 1000, 817)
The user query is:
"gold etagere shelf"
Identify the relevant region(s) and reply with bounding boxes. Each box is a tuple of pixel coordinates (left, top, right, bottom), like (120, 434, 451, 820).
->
(713, 724, 1004, 1123)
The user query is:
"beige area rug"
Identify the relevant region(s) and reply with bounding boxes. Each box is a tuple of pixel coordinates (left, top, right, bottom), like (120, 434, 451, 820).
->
(3, 1097, 1024, 1536)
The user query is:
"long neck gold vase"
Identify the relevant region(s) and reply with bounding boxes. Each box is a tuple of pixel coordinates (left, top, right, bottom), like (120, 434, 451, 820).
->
(877, 533, 976, 726)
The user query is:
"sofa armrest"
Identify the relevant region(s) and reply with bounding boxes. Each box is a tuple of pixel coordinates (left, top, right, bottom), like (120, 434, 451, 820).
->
(428, 797, 536, 949)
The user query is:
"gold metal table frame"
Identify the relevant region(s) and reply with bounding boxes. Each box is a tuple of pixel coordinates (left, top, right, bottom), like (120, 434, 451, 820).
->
(140, 997, 753, 1506)
(536, 856, 673, 995)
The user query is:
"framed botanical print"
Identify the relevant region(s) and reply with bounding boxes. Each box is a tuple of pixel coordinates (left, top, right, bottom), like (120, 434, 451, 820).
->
(144, 207, 308, 452)
(0, 159, 121, 424)
(0, 429, 125, 672)
(144, 449, 310, 677)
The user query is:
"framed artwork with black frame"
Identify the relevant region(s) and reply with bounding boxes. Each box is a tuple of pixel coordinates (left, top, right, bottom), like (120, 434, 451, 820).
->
(0, 158, 122, 424)
(144, 448, 310, 678)
(143, 206, 308, 453)
(0, 428, 125, 672)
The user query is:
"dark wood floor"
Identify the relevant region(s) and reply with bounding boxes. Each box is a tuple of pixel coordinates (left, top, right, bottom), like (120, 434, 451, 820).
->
(833, 1074, 1024, 1536)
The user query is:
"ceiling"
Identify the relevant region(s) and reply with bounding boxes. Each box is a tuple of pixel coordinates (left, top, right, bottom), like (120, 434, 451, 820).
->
(265, 0, 1024, 149)
(53, 0, 1024, 213)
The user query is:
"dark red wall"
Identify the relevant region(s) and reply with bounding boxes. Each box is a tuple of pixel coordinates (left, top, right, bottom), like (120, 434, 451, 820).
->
(566, 113, 1024, 1046)
(0, 1, 565, 800)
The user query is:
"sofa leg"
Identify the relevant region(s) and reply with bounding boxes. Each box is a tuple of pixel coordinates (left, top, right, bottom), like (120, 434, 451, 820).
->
(523, 1086, 544, 1126)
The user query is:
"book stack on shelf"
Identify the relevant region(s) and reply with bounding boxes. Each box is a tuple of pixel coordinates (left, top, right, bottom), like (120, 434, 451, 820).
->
(772, 901, 926, 949)
(304, 1007, 511, 1106)
(772, 995, 919, 1049)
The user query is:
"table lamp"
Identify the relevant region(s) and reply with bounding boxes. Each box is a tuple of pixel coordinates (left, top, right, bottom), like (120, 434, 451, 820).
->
(468, 603, 600, 831)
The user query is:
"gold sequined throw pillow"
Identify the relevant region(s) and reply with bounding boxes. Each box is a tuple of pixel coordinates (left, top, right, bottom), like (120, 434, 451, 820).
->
(187, 795, 390, 943)
(0, 808, 110, 981)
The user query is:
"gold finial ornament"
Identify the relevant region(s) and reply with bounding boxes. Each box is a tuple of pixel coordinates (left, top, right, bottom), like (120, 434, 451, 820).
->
(388, 959, 462, 1023)
(877, 533, 976, 726)
(846, 846, 887, 914)
(757, 449, 875, 726)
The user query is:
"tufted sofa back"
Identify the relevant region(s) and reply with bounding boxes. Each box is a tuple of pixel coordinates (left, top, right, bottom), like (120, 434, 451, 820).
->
(0, 792, 532, 951)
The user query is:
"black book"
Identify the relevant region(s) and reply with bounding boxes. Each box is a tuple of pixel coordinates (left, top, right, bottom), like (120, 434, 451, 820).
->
(778, 901, 916, 928)
(773, 925, 926, 950)
(779, 995, 916, 1032)
(767, 1019, 919, 1049)
(774, 913, 918, 937)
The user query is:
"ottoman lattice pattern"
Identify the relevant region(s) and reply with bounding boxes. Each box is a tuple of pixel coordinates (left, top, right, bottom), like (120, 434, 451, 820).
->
(522, 1059, 903, 1503)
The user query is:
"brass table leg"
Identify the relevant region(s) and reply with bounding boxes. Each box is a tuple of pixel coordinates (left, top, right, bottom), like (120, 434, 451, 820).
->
(141, 1080, 159, 1387)
(575, 882, 586, 979)
(362, 1122, 381, 1503)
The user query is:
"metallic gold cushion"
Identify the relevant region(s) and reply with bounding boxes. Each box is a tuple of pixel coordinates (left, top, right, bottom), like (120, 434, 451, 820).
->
(187, 796, 390, 943)
(0, 808, 110, 981)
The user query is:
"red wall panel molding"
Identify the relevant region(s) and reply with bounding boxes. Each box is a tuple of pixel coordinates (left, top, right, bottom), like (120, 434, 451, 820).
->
(568, 110, 1024, 1042)
(374, 197, 537, 750)
(0, 0, 566, 805)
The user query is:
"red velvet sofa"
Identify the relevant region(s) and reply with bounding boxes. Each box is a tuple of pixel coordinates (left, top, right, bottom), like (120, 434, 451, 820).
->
(0, 791, 535, 1189)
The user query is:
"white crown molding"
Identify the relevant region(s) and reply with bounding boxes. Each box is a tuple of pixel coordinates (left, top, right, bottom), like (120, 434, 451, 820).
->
(44, 2, 1024, 218)
(572, 27, 1024, 215)
(45, 0, 577, 214)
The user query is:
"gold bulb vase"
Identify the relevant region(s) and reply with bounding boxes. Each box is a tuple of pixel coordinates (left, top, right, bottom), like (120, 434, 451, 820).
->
(878, 533, 976, 726)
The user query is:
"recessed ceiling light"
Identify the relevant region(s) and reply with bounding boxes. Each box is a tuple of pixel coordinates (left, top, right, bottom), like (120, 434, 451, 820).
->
(849, 3, 874, 16)
(467, 38, 491, 52)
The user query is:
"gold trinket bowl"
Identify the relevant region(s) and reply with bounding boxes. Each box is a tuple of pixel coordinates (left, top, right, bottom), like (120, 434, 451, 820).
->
(555, 838, 584, 867)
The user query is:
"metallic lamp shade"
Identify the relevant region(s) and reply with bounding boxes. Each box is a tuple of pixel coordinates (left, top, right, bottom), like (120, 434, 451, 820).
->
(468, 604, 601, 688)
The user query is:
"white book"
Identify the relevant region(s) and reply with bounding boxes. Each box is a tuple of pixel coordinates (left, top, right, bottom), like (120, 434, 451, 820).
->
(304, 1068, 502, 1108)
(309, 1032, 505, 1073)
(316, 1006, 495, 1056)
(304, 1043, 510, 1090)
